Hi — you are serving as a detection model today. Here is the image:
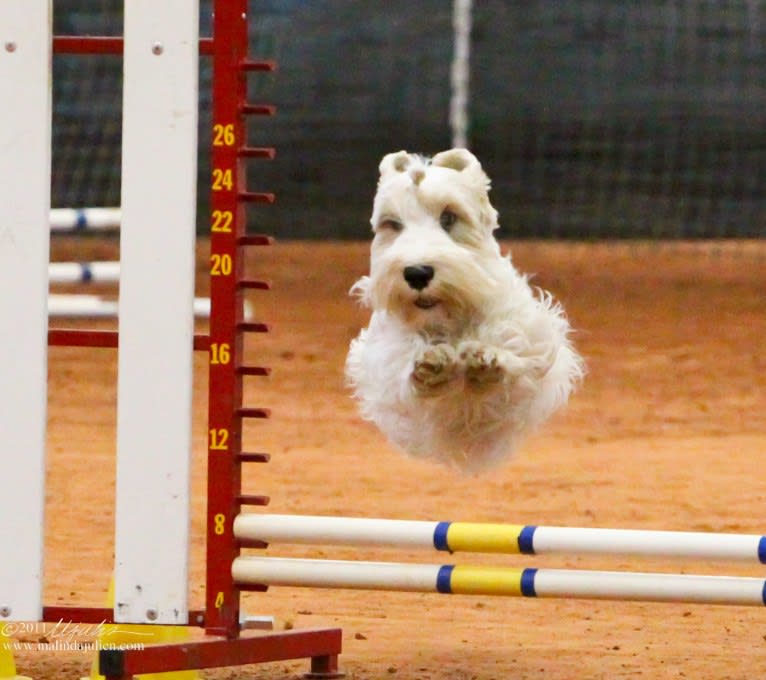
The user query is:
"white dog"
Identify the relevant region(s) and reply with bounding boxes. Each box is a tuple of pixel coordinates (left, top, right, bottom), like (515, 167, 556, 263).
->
(345, 149, 583, 472)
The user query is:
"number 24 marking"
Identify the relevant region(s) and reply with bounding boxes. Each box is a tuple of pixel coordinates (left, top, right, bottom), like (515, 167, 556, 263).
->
(212, 168, 233, 191)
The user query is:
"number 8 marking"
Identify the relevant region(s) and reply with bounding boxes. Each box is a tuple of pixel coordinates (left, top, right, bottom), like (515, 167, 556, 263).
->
(213, 513, 226, 535)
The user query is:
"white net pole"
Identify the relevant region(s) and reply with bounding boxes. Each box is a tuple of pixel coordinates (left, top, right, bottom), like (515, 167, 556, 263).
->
(450, 0, 472, 149)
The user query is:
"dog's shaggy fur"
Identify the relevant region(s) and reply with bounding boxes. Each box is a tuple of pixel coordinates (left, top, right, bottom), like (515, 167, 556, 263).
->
(345, 149, 583, 472)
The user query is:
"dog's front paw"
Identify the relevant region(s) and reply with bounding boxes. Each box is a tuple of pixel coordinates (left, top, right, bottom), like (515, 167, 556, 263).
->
(412, 344, 459, 396)
(459, 341, 530, 390)
(459, 342, 505, 389)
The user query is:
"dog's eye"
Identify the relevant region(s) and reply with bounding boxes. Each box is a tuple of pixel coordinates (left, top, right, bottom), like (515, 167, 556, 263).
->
(440, 210, 458, 231)
(379, 219, 403, 233)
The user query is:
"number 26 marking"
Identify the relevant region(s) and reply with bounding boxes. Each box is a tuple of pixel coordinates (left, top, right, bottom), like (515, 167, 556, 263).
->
(213, 123, 235, 146)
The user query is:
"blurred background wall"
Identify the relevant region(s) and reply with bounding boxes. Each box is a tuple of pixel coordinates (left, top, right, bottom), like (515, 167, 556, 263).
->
(52, 1, 766, 238)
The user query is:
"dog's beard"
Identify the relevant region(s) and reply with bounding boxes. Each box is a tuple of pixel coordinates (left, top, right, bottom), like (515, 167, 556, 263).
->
(365, 249, 501, 335)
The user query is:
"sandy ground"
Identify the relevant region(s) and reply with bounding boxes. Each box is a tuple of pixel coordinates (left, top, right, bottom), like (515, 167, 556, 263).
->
(14, 239, 766, 679)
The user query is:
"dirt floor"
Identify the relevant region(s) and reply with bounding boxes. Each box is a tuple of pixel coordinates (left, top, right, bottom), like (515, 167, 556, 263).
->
(15, 238, 766, 679)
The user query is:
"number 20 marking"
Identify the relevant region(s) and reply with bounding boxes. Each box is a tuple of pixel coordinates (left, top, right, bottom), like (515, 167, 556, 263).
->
(210, 253, 232, 276)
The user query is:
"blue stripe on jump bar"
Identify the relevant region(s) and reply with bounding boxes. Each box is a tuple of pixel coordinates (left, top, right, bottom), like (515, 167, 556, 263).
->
(518, 525, 537, 554)
(433, 522, 451, 552)
(75, 209, 87, 229)
(520, 568, 538, 597)
(436, 564, 455, 594)
(80, 263, 93, 282)
(758, 537, 766, 564)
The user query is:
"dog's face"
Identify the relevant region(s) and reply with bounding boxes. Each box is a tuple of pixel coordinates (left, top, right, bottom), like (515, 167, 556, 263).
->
(359, 149, 504, 335)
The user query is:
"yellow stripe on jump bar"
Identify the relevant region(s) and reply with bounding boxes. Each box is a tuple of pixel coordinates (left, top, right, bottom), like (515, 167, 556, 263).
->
(448, 565, 526, 596)
(445, 523, 526, 554)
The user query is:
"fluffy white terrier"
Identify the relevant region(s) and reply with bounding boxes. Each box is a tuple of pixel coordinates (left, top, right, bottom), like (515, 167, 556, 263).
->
(346, 149, 583, 472)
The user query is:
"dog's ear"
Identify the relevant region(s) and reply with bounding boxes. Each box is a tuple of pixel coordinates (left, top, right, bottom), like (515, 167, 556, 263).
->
(378, 150, 412, 179)
(433, 149, 499, 232)
(430, 148, 481, 173)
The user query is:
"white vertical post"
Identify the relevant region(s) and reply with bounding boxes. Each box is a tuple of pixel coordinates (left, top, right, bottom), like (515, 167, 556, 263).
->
(114, 0, 199, 624)
(0, 1, 52, 622)
(450, 0, 472, 148)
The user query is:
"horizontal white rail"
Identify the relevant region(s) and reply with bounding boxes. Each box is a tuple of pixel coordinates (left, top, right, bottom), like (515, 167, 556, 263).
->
(47, 294, 220, 319)
(48, 294, 117, 317)
(233, 514, 766, 563)
(232, 556, 766, 607)
(50, 207, 122, 232)
(49, 262, 121, 284)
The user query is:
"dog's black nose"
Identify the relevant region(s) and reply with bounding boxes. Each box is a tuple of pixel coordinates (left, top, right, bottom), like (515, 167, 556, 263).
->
(403, 264, 435, 291)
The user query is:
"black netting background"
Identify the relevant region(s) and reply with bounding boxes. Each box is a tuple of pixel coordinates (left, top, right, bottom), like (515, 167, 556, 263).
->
(52, 1, 765, 238)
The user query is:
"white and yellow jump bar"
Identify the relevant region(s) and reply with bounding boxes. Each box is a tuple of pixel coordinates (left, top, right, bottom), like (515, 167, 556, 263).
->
(232, 557, 766, 607)
(233, 514, 766, 563)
